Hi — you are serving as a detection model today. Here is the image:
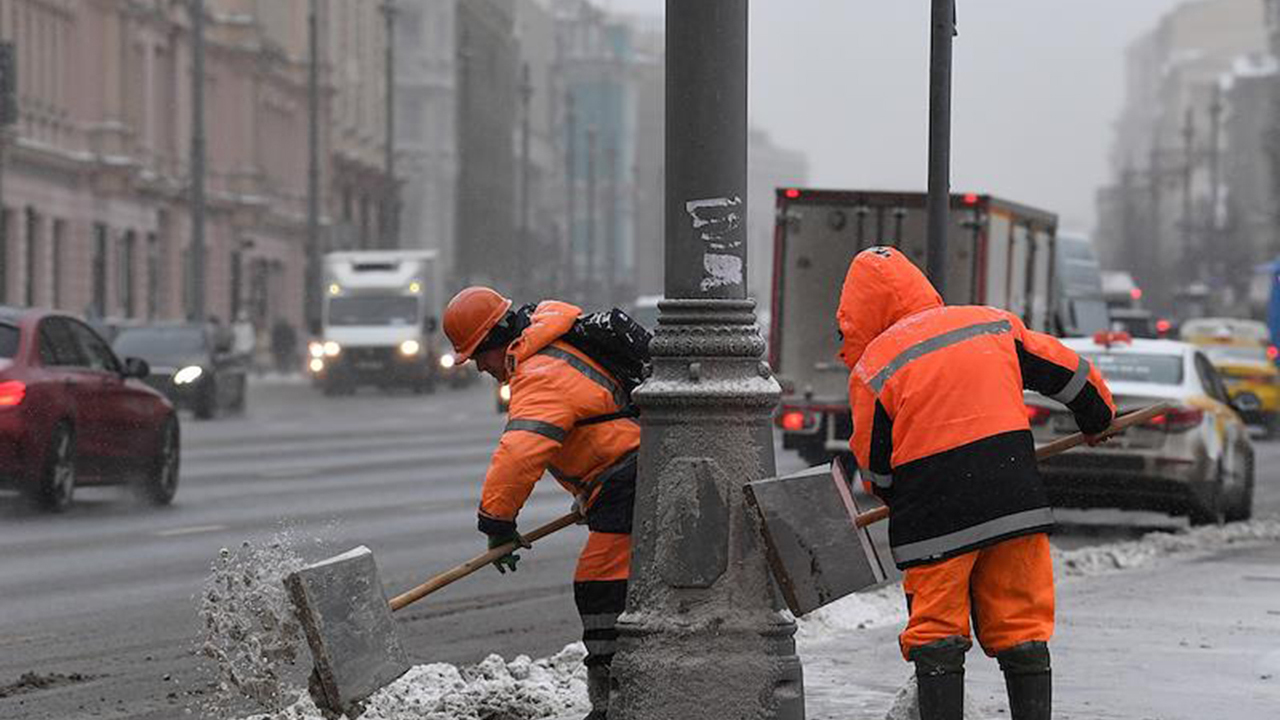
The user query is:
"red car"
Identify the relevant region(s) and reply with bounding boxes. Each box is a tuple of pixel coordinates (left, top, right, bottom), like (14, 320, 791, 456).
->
(0, 307, 180, 512)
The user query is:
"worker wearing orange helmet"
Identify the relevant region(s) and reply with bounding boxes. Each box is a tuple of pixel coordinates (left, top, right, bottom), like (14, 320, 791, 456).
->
(443, 286, 638, 720)
(837, 247, 1115, 720)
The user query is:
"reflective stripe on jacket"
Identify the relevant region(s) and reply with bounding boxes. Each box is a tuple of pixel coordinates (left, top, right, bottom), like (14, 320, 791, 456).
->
(839, 248, 1115, 569)
(478, 301, 640, 536)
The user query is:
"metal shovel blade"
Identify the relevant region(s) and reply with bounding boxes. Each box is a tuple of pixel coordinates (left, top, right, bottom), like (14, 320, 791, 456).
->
(746, 462, 888, 616)
(284, 546, 410, 715)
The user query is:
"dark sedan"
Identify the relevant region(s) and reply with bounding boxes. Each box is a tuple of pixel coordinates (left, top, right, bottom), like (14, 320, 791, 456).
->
(0, 307, 180, 512)
(113, 324, 247, 420)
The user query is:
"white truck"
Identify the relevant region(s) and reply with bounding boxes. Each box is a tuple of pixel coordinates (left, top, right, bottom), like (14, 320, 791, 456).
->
(308, 250, 448, 395)
(769, 188, 1059, 465)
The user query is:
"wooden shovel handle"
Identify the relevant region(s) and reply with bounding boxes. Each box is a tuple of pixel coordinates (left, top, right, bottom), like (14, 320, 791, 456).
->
(852, 403, 1172, 529)
(388, 510, 582, 611)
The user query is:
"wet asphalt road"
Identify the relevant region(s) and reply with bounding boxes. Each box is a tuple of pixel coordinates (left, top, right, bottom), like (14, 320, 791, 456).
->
(0, 378, 1277, 719)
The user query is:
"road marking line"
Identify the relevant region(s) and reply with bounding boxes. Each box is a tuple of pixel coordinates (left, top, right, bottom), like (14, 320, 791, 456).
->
(259, 467, 313, 479)
(154, 524, 227, 537)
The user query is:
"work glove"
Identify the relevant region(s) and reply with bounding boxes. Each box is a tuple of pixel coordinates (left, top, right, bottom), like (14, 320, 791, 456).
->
(487, 531, 531, 574)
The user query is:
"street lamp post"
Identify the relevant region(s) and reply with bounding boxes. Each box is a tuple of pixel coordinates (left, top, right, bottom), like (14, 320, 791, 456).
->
(188, 0, 207, 322)
(306, 0, 321, 334)
(925, 0, 955, 297)
(381, 0, 399, 249)
(610, 2, 804, 719)
(519, 63, 533, 298)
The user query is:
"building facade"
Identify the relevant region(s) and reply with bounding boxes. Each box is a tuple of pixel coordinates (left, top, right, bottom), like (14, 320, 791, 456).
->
(1095, 0, 1267, 313)
(0, 0, 393, 343)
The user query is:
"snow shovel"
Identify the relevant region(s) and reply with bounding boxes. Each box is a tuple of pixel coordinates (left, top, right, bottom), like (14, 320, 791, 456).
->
(284, 510, 582, 717)
(746, 403, 1171, 616)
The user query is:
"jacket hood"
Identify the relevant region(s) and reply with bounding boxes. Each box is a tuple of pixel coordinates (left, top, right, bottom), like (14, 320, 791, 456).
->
(508, 300, 582, 367)
(836, 246, 944, 369)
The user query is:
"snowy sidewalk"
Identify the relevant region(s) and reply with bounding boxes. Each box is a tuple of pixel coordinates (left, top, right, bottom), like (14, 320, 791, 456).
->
(228, 519, 1280, 720)
(802, 525, 1280, 720)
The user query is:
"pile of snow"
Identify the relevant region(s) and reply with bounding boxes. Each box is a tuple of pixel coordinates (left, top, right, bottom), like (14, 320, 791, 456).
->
(241, 644, 588, 720)
(1053, 516, 1280, 578)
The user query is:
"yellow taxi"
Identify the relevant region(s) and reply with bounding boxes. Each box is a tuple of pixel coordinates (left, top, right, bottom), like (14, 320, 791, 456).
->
(1180, 318, 1279, 437)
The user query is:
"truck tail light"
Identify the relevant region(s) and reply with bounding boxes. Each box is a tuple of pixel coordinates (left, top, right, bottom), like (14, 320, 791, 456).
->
(1268, 345, 1279, 362)
(0, 381, 26, 407)
(1142, 406, 1204, 433)
(1025, 404, 1051, 426)
(779, 410, 807, 431)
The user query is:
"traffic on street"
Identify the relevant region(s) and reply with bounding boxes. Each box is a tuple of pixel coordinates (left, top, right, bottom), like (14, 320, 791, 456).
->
(2, 1, 1280, 720)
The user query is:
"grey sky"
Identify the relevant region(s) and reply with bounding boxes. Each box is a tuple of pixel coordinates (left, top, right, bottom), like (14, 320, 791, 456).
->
(606, 0, 1192, 233)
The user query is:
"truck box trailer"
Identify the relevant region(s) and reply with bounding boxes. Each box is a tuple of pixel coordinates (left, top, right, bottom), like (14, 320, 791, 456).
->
(769, 188, 1058, 465)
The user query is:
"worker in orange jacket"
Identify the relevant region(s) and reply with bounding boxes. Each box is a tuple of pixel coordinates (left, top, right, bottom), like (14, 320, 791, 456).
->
(443, 287, 638, 720)
(838, 247, 1115, 720)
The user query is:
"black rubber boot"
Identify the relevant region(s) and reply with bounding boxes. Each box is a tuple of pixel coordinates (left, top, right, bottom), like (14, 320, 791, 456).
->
(998, 641, 1052, 720)
(583, 664, 610, 720)
(910, 636, 970, 720)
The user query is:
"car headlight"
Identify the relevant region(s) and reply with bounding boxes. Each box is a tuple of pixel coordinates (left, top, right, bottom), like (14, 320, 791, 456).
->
(309, 341, 324, 359)
(309, 358, 325, 373)
(323, 341, 341, 357)
(399, 339, 421, 356)
(174, 365, 204, 385)
(499, 384, 511, 402)
(440, 353, 456, 369)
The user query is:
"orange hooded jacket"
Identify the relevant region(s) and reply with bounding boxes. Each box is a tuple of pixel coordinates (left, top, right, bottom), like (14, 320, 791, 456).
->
(477, 301, 640, 536)
(838, 247, 1115, 568)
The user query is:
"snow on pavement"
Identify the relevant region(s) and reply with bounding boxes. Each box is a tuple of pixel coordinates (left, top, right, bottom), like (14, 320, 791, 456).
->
(220, 516, 1280, 720)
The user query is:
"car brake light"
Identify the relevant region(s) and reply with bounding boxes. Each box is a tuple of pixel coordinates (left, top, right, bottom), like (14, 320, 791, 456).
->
(1156, 319, 1172, 335)
(1142, 406, 1204, 433)
(0, 381, 26, 407)
(1025, 404, 1051, 426)
(1268, 345, 1279, 361)
(962, 192, 979, 205)
(779, 410, 808, 432)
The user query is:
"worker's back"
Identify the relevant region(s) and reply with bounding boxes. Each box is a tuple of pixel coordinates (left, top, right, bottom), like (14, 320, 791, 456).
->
(839, 247, 1114, 569)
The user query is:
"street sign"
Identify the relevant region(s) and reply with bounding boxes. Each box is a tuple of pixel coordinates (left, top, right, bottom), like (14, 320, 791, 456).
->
(0, 41, 16, 125)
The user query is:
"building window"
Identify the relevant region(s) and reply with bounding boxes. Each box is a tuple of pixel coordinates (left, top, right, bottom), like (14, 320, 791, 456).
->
(51, 219, 64, 309)
(24, 207, 37, 307)
(120, 230, 136, 318)
(146, 232, 160, 320)
(92, 223, 108, 318)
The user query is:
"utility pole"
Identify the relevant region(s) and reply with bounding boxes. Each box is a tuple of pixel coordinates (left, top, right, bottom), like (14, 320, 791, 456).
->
(188, 0, 207, 322)
(381, 0, 398, 249)
(925, 0, 956, 298)
(605, 140, 618, 305)
(565, 90, 577, 295)
(519, 63, 532, 298)
(586, 125, 598, 304)
(306, 0, 322, 334)
(1208, 85, 1224, 256)
(1181, 107, 1195, 281)
(611, 1, 804, 719)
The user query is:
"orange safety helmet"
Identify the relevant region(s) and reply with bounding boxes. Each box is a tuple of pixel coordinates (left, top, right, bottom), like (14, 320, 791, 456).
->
(444, 286, 513, 363)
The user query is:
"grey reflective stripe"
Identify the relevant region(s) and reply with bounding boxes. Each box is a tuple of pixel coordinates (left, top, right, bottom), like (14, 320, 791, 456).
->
(539, 346, 627, 407)
(890, 507, 1055, 565)
(1050, 356, 1090, 405)
(505, 418, 568, 443)
(584, 638, 617, 655)
(548, 465, 584, 488)
(861, 469, 893, 489)
(869, 319, 1013, 393)
(581, 612, 620, 631)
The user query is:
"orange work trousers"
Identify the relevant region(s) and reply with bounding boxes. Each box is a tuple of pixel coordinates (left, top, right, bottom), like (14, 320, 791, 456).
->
(899, 532, 1054, 660)
(574, 531, 631, 668)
